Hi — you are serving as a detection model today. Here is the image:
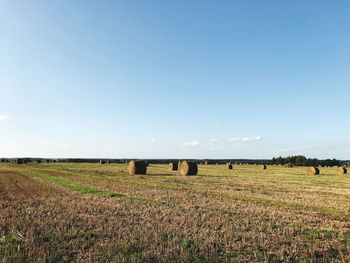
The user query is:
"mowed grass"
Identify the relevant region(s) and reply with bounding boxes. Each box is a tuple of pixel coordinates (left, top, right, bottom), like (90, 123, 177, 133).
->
(26, 170, 151, 202)
(1, 163, 350, 262)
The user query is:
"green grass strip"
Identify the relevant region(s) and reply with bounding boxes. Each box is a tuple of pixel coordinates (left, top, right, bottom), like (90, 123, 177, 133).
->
(35, 167, 184, 190)
(25, 170, 151, 202)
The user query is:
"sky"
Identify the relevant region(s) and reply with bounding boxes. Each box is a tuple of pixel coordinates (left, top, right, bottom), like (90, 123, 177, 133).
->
(0, 0, 350, 159)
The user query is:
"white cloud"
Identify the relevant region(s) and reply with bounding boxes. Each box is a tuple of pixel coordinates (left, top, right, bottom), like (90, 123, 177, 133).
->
(210, 138, 220, 144)
(183, 140, 200, 148)
(0, 115, 8, 123)
(145, 138, 156, 143)
(229, 136, 262, 142)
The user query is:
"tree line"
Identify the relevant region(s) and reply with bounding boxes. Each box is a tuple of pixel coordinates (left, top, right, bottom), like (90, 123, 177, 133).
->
(270, 156, 340, 167)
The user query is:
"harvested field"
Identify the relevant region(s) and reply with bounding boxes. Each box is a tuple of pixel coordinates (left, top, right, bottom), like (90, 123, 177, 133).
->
(1, 163, 350, 262)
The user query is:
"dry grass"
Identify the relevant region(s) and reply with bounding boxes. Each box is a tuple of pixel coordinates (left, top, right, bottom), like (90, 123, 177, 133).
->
(1, 163, 350, 262)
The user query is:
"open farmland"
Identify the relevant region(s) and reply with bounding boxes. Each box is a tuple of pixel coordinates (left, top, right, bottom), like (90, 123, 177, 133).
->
(1, 163, 350, 262)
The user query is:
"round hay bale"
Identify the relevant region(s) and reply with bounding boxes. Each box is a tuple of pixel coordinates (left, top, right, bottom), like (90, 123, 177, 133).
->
(16, 158, 24, 165)
(284, 163, 293, 168)
(226, 163, 233, 169)
(169, 162, 178, 171)
(308, 166, 319, 175)
(260, 164, 267, 170)
(100, 160, 105, 165)
(179, 161, 198, 176)
(337, 167, 347, 174)
(128, 160, 147, 175)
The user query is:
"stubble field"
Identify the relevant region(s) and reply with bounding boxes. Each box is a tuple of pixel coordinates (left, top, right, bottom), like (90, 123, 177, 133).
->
(0, 163, 349, 262)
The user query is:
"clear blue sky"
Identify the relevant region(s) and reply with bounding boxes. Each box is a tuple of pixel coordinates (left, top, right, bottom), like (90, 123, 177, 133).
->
(1, 1, 349, 159)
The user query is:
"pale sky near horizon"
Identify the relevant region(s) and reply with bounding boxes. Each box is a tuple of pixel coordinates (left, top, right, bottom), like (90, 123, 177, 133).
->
(1, 1, 350, 159)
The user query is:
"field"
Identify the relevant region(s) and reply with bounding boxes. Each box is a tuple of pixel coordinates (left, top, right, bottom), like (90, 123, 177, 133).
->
(1, 163, 350, 262)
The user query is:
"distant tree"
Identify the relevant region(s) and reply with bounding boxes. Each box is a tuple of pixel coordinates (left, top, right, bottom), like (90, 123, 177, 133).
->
(271, 155, 340, 167)
(276, 156, 284, 165)
(295, 156, 307, 166)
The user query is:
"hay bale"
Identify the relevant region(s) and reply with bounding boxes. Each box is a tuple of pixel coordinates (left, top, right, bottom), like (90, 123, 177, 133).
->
(226, 163, 232, 169)
(106, 161, 111, 164)
(100, 160, 105, 165)
(16, 158, 24, 165)
(308, 166, 319, 175)
(284, 163, 293, 168)
(337, 167, 347, 174)
(260, 164, 267, 170)
(169, 162, 178, 171)
(179, 161, 198, 176)
(128, 160, 147, 175)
